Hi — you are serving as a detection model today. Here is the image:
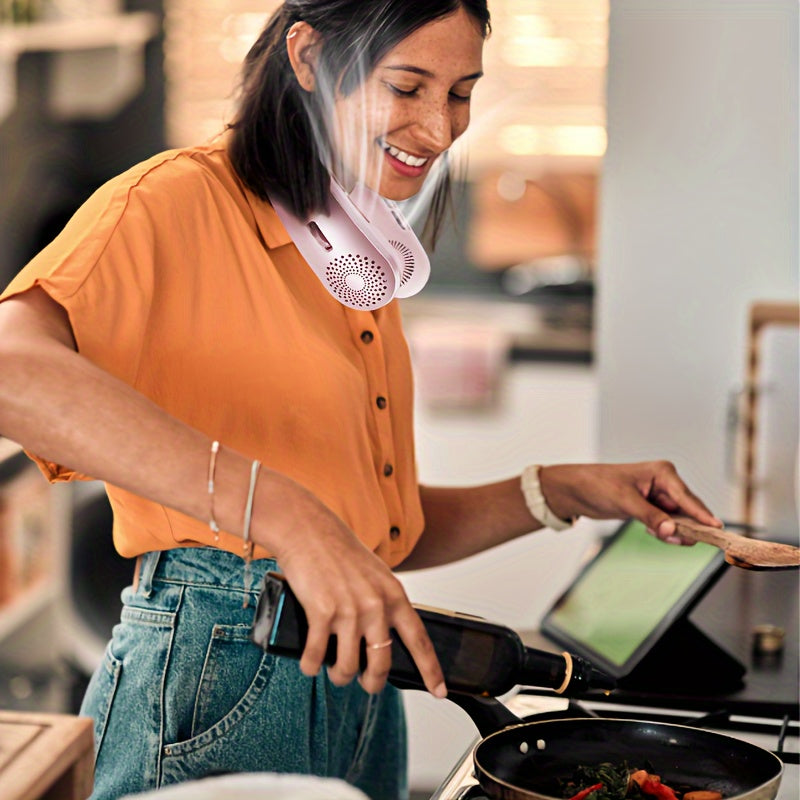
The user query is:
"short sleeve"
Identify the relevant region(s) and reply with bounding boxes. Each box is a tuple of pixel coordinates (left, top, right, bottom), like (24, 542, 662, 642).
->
(0, 159, 167, 480)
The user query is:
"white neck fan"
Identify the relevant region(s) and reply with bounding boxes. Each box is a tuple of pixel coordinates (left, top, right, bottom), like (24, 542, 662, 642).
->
(269, 178, 430, 311)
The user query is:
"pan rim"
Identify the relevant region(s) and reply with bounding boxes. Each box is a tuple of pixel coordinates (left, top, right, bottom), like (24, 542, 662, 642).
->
(473, 716, 784, 800)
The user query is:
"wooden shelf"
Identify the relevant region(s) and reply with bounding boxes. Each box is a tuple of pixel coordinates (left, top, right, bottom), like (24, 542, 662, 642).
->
(0, 12, 160, 123)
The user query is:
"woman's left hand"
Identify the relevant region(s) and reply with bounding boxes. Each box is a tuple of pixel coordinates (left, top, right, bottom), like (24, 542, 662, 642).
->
(538, 461, 723, 544)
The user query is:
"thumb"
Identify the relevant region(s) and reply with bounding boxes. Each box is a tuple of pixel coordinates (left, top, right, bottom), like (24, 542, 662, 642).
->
(628, 495, 681, 544)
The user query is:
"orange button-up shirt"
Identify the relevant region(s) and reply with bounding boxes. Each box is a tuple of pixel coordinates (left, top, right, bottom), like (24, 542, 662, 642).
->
(0, 139, 424, 566)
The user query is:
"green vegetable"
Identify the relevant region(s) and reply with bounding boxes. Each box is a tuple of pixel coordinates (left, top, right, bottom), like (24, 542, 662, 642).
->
(562, 762, 633, 800)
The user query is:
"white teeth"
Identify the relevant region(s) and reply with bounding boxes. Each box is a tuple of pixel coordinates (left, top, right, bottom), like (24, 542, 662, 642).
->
(380, 139, 428, 168)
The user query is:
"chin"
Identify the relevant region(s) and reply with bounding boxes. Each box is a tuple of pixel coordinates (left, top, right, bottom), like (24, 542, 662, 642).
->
(377, 180, 424, 202)
(380, 189, 415, 202)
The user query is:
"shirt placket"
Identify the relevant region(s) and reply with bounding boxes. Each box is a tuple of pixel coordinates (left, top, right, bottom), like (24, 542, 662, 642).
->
(348, 311, 407, 557)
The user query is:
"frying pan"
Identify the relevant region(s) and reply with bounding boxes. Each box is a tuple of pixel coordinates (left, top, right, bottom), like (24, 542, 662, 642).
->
(449, 695, 783, 800)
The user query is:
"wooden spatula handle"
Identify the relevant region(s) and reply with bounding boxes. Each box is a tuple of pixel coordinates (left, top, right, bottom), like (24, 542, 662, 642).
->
(671, 516, 738, 549)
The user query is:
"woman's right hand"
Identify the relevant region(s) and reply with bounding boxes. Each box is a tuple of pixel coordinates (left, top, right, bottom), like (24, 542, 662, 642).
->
(254, 474, 447, 698)
(0, 288, 445, 697)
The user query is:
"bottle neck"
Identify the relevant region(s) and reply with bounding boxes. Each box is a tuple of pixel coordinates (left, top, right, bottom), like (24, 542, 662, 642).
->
(521, 647, 617, 696)
(520, 647, 570, 691)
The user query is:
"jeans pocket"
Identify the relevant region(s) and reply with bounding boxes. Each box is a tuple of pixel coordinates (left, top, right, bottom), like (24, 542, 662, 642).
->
(345, 692, 380, 785)
(83, 644, 123, 763)
(165, 623, 274, 755)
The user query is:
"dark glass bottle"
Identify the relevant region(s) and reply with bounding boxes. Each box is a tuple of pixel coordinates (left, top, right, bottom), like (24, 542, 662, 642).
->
(251, 572, 615, 697)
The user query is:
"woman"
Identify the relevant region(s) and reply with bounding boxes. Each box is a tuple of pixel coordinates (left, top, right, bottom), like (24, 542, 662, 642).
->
(0, 1, 722, 798)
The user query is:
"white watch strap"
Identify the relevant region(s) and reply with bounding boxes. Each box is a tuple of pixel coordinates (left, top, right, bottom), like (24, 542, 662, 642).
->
(521, 464, 575, 531)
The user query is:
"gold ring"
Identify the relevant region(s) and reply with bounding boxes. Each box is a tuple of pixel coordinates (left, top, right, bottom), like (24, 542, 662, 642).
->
(368, 638, 393, 650)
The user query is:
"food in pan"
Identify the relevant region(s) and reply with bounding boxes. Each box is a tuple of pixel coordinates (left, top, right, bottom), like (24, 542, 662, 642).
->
(562, 763, 724, 800)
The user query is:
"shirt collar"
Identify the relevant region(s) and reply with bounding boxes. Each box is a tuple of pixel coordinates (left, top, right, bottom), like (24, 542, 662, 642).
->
(217, 130, 293, 250)
(246, 190, 294, 250)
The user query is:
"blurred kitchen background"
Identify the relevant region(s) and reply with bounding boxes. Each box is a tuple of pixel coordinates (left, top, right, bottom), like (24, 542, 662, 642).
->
(0, 0, 797, 794)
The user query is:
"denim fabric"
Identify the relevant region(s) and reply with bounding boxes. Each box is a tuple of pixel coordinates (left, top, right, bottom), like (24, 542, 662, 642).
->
(80, 547, 407, 800)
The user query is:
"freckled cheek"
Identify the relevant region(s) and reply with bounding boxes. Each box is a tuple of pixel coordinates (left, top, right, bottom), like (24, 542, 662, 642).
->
(335, 109, 384, 153)
(359, 103, 399, 144)
(452, 109, 471, 141)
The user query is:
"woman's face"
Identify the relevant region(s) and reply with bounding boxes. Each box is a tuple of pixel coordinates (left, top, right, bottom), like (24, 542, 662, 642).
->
(330, 7, 485, 200)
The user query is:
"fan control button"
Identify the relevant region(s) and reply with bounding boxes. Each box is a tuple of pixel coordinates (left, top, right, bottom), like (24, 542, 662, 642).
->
(376, 396, 387, 409)
(383, 463, 394, 477)
(360, 330, 374, 344)
(389, 526, 401, 541)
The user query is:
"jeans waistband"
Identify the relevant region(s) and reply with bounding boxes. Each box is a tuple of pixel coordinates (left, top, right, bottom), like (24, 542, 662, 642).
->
(137, 547, 279, 596)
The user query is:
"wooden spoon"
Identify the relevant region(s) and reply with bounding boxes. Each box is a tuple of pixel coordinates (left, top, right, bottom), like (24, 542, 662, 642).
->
(671, 515, 800, 570)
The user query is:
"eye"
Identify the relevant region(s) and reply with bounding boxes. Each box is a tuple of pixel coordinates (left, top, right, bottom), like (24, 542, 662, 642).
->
(449, 91, 472, 103)
(384, 82, 418, 97)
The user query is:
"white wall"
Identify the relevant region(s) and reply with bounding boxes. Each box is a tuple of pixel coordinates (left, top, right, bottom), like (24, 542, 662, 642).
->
(400, 361, 600, 791)
(596, 0, 799, 527)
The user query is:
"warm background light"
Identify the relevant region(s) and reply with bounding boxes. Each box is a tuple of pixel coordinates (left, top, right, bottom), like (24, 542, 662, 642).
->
(497, 123, 607, 157)
(164, 0, 609, 177)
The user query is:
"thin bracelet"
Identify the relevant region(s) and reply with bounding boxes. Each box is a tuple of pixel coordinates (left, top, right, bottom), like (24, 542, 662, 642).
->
(207, 440, 221, 543)
(242, 458, 261, 607)
(521, 464, 576, 531)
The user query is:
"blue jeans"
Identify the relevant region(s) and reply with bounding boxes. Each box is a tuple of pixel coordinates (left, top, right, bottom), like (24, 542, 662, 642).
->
(80, 547, 407, 800)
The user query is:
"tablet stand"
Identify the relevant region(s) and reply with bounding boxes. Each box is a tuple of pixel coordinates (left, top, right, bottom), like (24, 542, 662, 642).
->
(617, 615, 746, 694)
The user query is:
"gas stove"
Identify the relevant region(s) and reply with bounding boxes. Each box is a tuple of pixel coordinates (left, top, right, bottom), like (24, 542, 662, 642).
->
(430, 693, 799, 800)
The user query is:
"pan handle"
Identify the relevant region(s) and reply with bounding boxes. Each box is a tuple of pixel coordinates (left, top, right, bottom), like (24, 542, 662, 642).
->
(445, 692, 525, 737)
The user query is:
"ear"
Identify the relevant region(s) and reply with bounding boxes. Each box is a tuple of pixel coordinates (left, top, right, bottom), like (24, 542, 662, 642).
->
(285, 21, 322, 92)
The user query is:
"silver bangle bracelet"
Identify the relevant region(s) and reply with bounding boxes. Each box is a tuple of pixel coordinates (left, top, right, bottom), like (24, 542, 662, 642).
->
(241, 458, 261, 607)
(207, 440, 221, 542)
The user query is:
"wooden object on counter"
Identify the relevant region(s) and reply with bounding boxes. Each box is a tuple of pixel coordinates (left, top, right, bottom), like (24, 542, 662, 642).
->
(741, 301, 800, 528)
(0, 711, 93, 800)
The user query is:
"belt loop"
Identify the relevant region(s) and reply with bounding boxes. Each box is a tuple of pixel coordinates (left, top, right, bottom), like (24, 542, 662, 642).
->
(137, 551, 161, 598)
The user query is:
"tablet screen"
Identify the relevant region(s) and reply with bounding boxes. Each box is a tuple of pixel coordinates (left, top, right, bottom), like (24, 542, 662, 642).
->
(541, 519, 724, 676)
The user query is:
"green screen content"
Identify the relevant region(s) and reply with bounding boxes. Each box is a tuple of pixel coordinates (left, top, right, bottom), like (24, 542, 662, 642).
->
(546, 520, 718, 666)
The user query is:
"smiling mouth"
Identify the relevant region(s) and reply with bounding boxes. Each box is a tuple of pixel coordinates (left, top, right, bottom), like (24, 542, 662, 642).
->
(378, 137, 430, 168)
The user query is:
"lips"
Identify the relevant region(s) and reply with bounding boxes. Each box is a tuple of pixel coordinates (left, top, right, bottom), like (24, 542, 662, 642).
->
(376, 138, 433, 179)
(378, 137, 430, 167)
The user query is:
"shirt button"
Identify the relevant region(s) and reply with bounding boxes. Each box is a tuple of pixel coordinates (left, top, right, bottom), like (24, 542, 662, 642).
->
(376, 396, 387, 410)
(360, 330, 374, 344)
(383, 463, 394, 477)
(389, 526, 401, 541)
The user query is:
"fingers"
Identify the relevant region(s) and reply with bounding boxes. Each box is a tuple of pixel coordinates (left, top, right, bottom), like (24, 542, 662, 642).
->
(622, 461, 721, 545)
(299, 599, 336, 679)
(623, 489, 683, 544)
(392, 603, 447, 698)
(301, 599, 366, 687)
(327, 615, 361, 687)
(298, 577, 446, 698)
(646, 461, 723, 536)
(357, 632, 393, 695)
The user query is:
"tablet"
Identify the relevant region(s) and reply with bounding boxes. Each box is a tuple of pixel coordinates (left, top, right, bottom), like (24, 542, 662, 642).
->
(540, 518, 726, 680)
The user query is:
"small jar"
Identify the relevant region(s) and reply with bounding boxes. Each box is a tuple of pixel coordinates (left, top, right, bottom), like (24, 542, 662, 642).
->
(751, 624, 785, 656)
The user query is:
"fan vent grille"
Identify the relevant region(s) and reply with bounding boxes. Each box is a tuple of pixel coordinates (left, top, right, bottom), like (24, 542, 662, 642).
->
(326, 253, 391, 308)
(389, 239, 416, 285)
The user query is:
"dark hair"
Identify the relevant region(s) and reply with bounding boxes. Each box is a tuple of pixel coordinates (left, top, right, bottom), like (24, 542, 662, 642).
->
(228, 0, 490, 247)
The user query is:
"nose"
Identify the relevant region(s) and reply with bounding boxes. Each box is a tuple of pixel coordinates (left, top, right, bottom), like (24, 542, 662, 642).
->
(412, 96, 457, 154)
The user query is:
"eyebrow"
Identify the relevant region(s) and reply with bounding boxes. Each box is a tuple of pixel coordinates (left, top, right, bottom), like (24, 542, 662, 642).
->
(383, 65, 484, 82)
